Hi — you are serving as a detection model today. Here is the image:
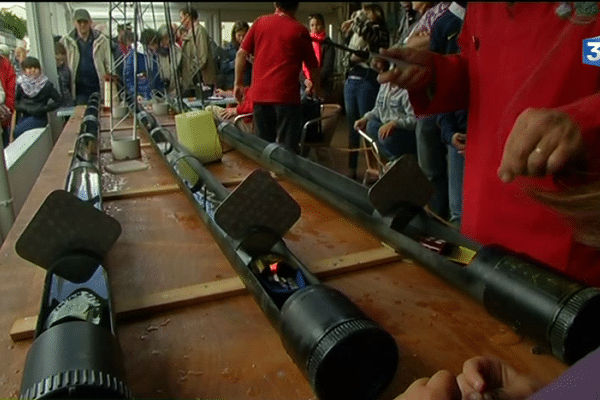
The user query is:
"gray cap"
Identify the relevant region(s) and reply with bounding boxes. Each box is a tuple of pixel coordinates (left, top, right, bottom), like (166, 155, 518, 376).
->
(73, 9, 91, 21)
(0, 44, 9, 57)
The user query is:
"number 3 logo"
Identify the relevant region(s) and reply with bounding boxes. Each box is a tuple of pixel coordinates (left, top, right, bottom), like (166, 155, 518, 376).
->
(586, 41, 600, 61)
(583, 37, 600, 66)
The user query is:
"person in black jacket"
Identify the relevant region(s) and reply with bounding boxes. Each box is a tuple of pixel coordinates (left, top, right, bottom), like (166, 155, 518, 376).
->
(301, 13, 335, 98)
(13, 57, 62, 140)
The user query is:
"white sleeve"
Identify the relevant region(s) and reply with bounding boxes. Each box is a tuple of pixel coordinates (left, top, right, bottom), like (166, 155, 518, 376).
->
(0, 78, 5, 104)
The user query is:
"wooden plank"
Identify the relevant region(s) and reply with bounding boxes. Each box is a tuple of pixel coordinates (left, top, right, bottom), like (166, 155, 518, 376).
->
(9, 316, 38, 342)
(103, 184, 181, 200)
(311, 245, 402, 277)
(9, 246, 401, 341)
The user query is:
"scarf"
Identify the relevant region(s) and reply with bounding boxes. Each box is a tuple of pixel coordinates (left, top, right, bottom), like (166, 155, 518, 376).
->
(17, 73, 48, 98)
(310, 31, 326, 67)
(302, 31, 327, 83)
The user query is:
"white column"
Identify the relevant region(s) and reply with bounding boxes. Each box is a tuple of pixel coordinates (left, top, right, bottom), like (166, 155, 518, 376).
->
(0, 145, 15, 242)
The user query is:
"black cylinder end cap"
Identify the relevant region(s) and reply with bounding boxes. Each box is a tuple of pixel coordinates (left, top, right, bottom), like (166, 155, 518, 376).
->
(308, 318, 399, 400)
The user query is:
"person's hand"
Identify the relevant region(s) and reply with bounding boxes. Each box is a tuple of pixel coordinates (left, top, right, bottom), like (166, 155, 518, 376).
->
(395, 370, 461, 400)
(304, 79, 314, 95)
(216, 88, 234, 97)
(497, 108, 584, 183)
(233, 85, 245, 103)
(354, 118, 367, 132)
(456, 356, 544, 400)
(452, 133, 467, 153)
(223, 107, 237, 119)
(377, 47, 435, 92)
(379, 121, 396, 140)
(341, 19, 354, 34)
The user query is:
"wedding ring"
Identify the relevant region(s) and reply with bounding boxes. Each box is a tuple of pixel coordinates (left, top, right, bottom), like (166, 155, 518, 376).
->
(534, 147, 543, 153)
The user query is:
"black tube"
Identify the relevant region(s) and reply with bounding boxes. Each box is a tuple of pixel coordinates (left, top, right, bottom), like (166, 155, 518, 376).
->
(18, 94, 130, 398)
(134, 100, 399, 400)
(218, 122, 600, 365)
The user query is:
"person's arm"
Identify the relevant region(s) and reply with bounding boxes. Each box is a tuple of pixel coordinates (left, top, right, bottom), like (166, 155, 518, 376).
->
(14, 86, 27, 113)
(378, 48, 469, 116)
(391, 88, 417, 130)
(233, 48, 249, 102)
(438, 112, 458, 145)
(306, 65, 323, 99)
(44, 83, 63, 112)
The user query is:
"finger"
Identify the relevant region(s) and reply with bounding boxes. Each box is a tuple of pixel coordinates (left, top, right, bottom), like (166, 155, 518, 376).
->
(462, 357, 496, 392)
(525, 144, 550, 177)
(546, 142, 578, 176)
(427, 370, 461, 399)
(457, 373, 483, 400)
(405, 66, 431, 88)
(381, 46, 432, 66)
(546, 132, 583, 175)
(378, 66, 404, 85)
(498, 110, 542, 182)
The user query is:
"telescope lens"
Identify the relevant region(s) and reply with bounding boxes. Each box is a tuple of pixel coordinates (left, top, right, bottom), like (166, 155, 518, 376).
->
(309, 320, 399, 400)
(280, 285, 399, 400)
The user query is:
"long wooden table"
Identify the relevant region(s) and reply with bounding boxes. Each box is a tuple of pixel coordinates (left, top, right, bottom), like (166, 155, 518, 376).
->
(0, 106, 568, 399)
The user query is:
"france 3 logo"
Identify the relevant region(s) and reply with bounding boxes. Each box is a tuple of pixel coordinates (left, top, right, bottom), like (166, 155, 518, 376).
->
(583, 36, 600, 67)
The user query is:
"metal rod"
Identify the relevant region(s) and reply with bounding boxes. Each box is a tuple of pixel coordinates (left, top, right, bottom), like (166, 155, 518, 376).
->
(128, 97, 400, 400)
(164, 2, 185, 112)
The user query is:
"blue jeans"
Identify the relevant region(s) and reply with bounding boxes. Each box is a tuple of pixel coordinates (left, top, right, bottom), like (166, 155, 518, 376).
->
(343, 74, 379, 171)
(14, 115, 47, 140)
(447, 144, 464, 227)
(416, 116, 448, 218)
(365, 119, 417, 161)
(253, 103, 303, 153)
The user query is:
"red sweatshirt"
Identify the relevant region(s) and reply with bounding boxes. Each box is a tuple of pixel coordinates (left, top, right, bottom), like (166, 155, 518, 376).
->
(410, 3, 600, 286)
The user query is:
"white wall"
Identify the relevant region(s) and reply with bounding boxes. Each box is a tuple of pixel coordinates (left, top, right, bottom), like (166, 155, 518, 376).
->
(4, 126, 53, 218)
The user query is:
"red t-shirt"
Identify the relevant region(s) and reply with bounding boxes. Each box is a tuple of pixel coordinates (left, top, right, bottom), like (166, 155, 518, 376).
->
(410, 3, 600, 286)
(241, 12, 318, 105)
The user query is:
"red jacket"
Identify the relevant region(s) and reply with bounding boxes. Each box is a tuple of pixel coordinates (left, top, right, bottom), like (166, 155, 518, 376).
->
(410, 3, 600, 285)
(0, 56, 16, 111)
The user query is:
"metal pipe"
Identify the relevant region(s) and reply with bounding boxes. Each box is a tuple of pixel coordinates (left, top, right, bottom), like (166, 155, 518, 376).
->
(218, 122, 600, 365)
(18, 94, 130, 398)
(164, 2, 185, 113)
(132, 98, 399, 400)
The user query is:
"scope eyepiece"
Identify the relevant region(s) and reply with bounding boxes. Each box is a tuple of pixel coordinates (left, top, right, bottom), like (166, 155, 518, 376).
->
(280, 285, 399, 400)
